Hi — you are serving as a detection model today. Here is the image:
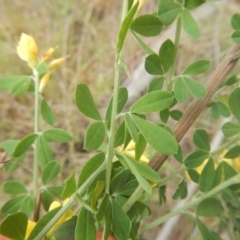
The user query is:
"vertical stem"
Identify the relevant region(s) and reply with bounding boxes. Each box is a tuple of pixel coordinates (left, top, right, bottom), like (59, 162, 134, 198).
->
(33, 69, 40, 199)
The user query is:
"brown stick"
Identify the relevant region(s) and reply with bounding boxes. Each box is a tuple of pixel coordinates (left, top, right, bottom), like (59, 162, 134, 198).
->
(149, 44, 240, 171)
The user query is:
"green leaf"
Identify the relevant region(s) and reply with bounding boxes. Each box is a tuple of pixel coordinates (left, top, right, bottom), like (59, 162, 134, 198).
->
(116, 2, 138, 52)
(159, 39, 175, 72)
(173, 145, 183, 163)
(2, 181, 27, 195)
(187, 169, 199, 183)
(196, 217, 216, 240)
(41, 99, 55, 126)
(131, 90, 174, 113)
(222, 161, 237, 180)
(174, 77, 188, 103)
(196, 198, 221, 217)
(212, 102, 231, 119)
(231, 30, 240, 44)
(231, 13, 240, 30)
(222, 122, 240, 137)
(224, 146, 240, 159)
(193, 129, 210, 151)
(103, 203, 112, 240)
(124, 114, 139, 143)
(117, 154, 152, 194)
(183, 0, 205, 9)
(112, 199, 131, 240)
(0, 140, 19, 154)
(21, 195, 34, 217)
(172, 178, 188, 200)
(75, 83, 102, 120)
(147, 77, 164, 92)
(10, 77, 31, 96)
(42, 128, 72, 142)
(84, 122, 106, 151)
(0, 76, 29, 91)
(157, 0, 181, 26)
(13, 134, 38, 157)
(61, 172, 77, 199)
(130, 14, 163, 37)
(228, 87, 240, 122)
(75, 207, 96, 240)
(183, 60, 211, 75)
(28, 207, 61, 240)
(0, 212, 27, 240)
(183, 77, 207, 98)
(158, 185, 167, 205)
(114, 121, 126, 147)
(91, 181, 105, 209)
(224, 74, 238, 86)
(105, 87, 128, 122)
(78, 152, 105, 187)
(160, 109, 169, 123)
(169, 110, 183, 121)
(1, 196, 25, 216)
(184, 149, 209, 168)
(42, 161, 61, 185)
(199, 158, 215, 192)
(182, 8, 200, 39)
(131, 114, 178, 155)
(135, 134, 147, 161)
(145, 54, 163, 75)
(47, 186, 64, 198)
(131, 31, 155, 55)
(4, 154, 25, 173)
(213, 162, 223, 188)
(52, 216, 77, 240)
(41, 189, 54, 211)
(96, 193, 109, 222)
(36, 135, 54, 169)
(37, 62, 48, 77)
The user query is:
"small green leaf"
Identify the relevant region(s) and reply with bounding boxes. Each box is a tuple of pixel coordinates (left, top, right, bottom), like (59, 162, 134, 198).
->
(130, 14, 163, 37)
(182, 8, 200, 39)
(47, 186, 64, 198)
(224, 74, 238, 86)
(187, 169, 199, 183)
(105, 87, 128, 122)
(61, 172, 77, 199)
(148, 77, 164, 92)
(131, 90, 174, 113)
(91, 181, 105, 209)
(172, 178, 188, 200)
(213, 162, 223, 188)
(131, 114, 178, 155)
(196, 198, 221, 217)
(41, 189, 55, 211)
(183, 60, 211, 75)
(199, 158, 215, 192)
(37, 62, 48, 77)
(184, 149, 209, 168)
(124, 114, 139, 143)
(169, 110, 183, 121)
(75, 83, 102, 120)
(212, 102, 231, 119)
(224, 146, 240, 159)
(145, 54, 163, 75)
(159, 39, 175, 72)
(223, 161, 237, 180)
(183, 0, 205, 10)
(116, 2, 138, 52)
(158, 185, 167, 205)
(1, 196, 25, 215)
(222, 122, 240, 137)
(13, 134, 38, 157)
(131, 31, 155, 55)
(103, 203, 112, 240)
(0, 76, 29, 91)
(160, 109, 169, 123)
(36, 135, 54, 169)
(96, 193, 109, 222)
(112, 199, 131, 240)
(0, 212, 27, 240)
(43, 128, 72, 142)
(135, 134, 147, 161)
(157, 0, 181, 26)
(196, 217, 216, 240)
(42, 161, 61, 185)
(231, 30, 240, 44)
(2, 181, 27, 195)
(228, 88, 240, 122)
(0, 140, 19, 154)
(75, 207, 96, 240)
(21, 195, 34, 217)
(78, 152, 105, 187)
(183, 77, 207, 98)
(114, 121, 125, 147)
(174, 77, 188, 103)
(84, 122, 106, 151)
(41, 99, 55, 126)
(193, 129, 210, 151)
(231, 13, 240, 30)
(173, 145, 183, 163)
(10, 77, 31, 96)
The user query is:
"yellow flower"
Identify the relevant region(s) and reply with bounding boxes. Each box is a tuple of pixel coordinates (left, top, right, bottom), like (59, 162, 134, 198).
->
(17, 33, 38, 67)
(46, 199, 74, 238)
(42, 47, 56, 61)
(133, 0, 146, 13)
(39, 71, 52, 94)
(25, 220, 36, 239)
(48, 57, 65, 70)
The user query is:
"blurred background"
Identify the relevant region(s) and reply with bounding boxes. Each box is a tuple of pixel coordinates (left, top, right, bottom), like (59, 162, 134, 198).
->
(0, 0, 240, 239)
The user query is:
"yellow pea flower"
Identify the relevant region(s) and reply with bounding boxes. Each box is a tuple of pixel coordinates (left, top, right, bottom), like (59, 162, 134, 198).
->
(46, 199, 74, 239)
(42, 47, 56, 61)
(25, 220, 36, 239)
(16, 33, 38, 67)
(39, 71, 52, 94)
(48, 57, 65, 70)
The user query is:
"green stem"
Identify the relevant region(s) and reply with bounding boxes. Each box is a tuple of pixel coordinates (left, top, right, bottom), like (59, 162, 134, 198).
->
(139, 173, 240, 234)
(33, 68, 40, 199)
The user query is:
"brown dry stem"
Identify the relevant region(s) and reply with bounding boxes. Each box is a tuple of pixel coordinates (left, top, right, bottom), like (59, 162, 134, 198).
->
(149, 44, 240, 171)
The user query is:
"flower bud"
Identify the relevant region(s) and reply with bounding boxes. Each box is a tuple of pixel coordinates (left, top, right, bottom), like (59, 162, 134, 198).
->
(42, 47, 56, 61)
(48, 57, 65, 70)
(17, 33, 38, 67)
(39, 71, 52, 94)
